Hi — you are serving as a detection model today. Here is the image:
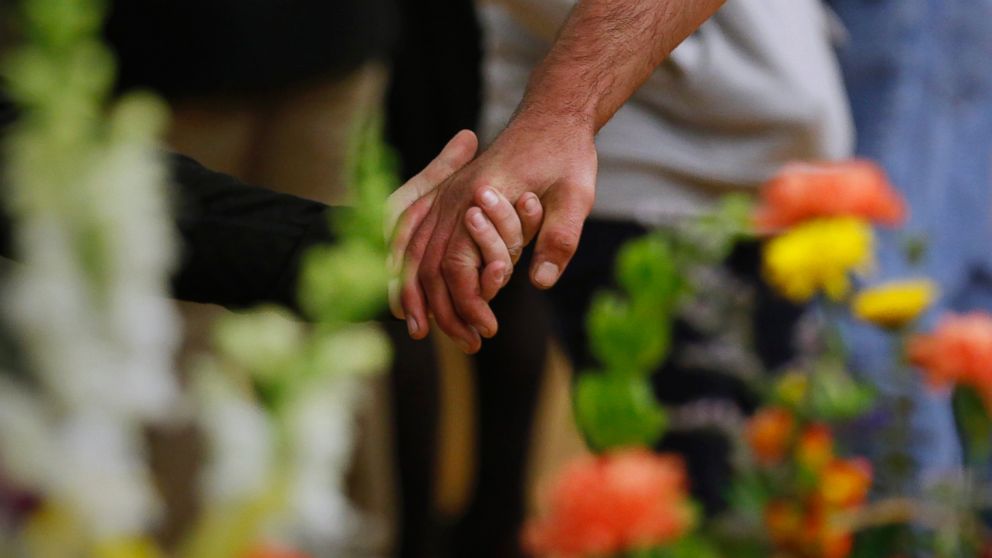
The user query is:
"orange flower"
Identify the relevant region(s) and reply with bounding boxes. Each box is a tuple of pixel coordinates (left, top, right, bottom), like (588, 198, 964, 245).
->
(766, 500, 854, 558)
(765, 499, 804, 548)
(909, 312, 992, 407)
(801, 506, 854, 558)
(753, 160, 906, 231)
(523, 449, 694, 557)
(747, 407, 796, 466)
(796, 424, 834, 474)
(242, 545, 310, 558)
(818, 458, 872, 509)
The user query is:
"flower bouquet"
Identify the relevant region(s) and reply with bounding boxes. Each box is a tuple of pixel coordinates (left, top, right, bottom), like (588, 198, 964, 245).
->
(525, 160, 992, 557)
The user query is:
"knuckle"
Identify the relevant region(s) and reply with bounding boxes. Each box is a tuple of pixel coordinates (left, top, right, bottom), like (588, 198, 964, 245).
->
(545, 227, 579, 256)
(440, 256, 463, 278)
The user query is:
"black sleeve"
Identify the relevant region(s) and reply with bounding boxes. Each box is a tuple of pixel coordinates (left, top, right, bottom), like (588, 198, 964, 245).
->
(0, 98, 336, 311)
(167, 153, 336, 311)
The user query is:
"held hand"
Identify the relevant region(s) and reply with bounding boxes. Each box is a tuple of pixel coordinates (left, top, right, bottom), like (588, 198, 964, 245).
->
(397, 116, 598, 352)
(386, 131, 544, 335)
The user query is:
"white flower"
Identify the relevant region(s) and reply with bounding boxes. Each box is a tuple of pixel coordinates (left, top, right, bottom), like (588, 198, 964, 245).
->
(55, 411, 162, 538)
(194, 365, 275, 504)
(281, 376, 363, 544)
(0, 380, 56, 490)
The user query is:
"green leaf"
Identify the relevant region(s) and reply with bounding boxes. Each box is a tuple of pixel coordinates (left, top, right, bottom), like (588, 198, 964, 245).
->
(213, 306, 304, 380)
(807, 362, 875, 421)
(615, 234, 681, 308)
(298, 240, 390, 323)
(952, 386, 992, 468)
(901, 233, 929, 268)
(586, 292, 670, 375)
(849, 523, 914, 558)
(647, 533, 720, 558)
(725, 470, 770, 518)
(574, 373, 667, 452)
(677, 194, 755, 264)
(309, 324, 392, 380)
(334, 114, 397, 250)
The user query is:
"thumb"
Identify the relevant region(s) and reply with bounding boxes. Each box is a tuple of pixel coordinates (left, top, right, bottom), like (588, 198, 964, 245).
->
(384, 129, 478, 241)
(530, 181, 594, 289)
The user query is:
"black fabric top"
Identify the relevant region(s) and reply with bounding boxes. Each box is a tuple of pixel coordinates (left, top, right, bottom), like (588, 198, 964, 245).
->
(0, 98, 336, 312)
(386, 0, 481, 180)
(105, 0, 398, 99)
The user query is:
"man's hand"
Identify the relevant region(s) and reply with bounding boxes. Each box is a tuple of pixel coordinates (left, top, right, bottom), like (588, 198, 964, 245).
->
(396, 116, 597, 352)
(387, 130, 546, 345)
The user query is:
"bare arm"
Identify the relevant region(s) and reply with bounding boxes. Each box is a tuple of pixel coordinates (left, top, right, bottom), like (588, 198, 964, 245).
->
(517, 0, 725, 134)
(393, 0, 725, 352)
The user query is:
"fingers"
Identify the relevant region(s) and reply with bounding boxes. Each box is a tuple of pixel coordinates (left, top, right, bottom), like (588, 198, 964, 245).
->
(465, 207, 512, 300)
(479, 261, 509, 302)
(420, 234, 488, 352)
(389, 193, 436, 278)
(399, 213, 437, 337)
(438, 233, 498, 344)
(517, 192, 544, 246)
(388, 130, 477, 322)
(530, 182, 595, 289)
(384, 129, 478, 240)
(475, 187, 524, 263)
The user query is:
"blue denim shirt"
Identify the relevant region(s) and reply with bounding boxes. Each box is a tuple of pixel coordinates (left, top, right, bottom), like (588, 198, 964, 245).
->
(829, 0, 992, 478)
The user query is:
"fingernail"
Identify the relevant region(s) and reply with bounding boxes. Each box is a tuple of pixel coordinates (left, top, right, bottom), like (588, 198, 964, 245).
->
(407, 316, 419, 336)
(480, 188, 498, 208)
(534, 262, 559, 287)
(524, 196, 540, 215)
(470, 209, 487, 230)
(386, 253, 398, 274)
(477, 323, 494, 338)
(456, 338, 473, 353)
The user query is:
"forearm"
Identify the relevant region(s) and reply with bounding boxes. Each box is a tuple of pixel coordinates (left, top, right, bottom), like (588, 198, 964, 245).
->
(513, 0, 725, 134)
(168, 153, 336, 312)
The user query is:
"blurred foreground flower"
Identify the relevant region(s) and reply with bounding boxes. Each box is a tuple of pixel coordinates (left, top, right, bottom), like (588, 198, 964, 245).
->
(748, 410, 872, 558)
(796, 424, 834, 475)
(763, 218, 873, 302)
(818, 458, 872, 509)
(753, 160, 905, 231)
(852, 280, 937, 329)
(523, 449, 694, 557)
(747, 407, 795, 466)
(909, 312, 992, 407)
(242, 543, 311, 558)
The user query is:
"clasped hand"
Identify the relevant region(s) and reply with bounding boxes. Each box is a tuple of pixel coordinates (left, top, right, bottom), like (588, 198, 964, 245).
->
(386, 120, 597, 353)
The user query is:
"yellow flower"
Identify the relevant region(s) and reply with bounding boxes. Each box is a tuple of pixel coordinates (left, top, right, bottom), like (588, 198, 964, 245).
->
(93, 538, 163, 558)
(852, 279, 937, 329)
(763, 218, 873, 302)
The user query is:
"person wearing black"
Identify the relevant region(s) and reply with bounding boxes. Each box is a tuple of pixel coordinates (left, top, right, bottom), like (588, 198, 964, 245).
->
(0, 96, 334, 311)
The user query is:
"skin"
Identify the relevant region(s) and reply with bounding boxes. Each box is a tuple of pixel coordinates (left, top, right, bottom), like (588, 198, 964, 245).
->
(386, 130, 544, 331)
(392, 0, 726, 353)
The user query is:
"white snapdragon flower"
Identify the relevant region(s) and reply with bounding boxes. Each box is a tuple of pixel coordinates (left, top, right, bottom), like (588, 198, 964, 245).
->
(281, 376, 362, 544)
(55, 411, 162, 538)
(194, 365, 276, 505)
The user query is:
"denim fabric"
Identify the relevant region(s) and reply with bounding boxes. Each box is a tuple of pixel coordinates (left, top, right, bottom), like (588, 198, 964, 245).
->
(828, 0, 992, 478)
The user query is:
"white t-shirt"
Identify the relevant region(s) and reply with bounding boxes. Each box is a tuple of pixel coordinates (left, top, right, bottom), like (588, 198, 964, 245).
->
(479, 0, 854, 224)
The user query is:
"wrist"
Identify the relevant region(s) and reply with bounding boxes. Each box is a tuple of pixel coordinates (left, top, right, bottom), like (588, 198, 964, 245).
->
(502, 102, 596, 149)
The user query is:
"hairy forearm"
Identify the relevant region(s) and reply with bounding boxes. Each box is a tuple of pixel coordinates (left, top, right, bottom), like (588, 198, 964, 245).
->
(513, 0, 725, 134)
